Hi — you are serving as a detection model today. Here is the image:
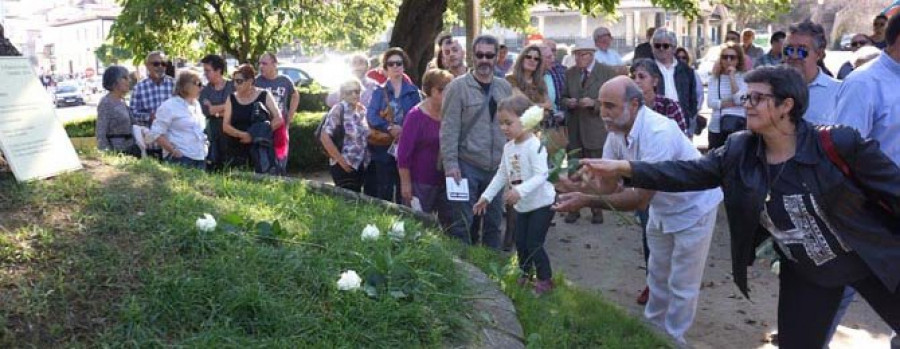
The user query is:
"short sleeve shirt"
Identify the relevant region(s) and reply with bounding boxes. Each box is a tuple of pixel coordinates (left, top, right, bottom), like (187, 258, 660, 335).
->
(254, 75, 295, 118)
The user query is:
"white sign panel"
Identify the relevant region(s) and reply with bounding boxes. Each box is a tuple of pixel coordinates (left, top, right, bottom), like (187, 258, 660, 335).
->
(0, 57, 82, 182)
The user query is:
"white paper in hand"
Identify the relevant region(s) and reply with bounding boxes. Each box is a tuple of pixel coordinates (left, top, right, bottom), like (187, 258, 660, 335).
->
(446, 177, 469, 202)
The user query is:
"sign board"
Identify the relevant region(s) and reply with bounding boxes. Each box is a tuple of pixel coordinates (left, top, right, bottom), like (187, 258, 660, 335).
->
(0, 57, 82, 182)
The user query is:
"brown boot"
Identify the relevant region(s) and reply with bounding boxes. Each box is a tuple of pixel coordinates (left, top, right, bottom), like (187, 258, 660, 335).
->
(564, 211, 581, 223)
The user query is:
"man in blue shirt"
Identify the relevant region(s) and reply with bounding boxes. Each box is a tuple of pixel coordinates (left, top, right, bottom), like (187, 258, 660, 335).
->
(784, 20, 841, 126)
(833, 14, 900, 348)
(131, 51, 175, 158)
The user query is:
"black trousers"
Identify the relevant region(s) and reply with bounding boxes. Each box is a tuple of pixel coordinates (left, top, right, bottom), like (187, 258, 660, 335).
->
(777, 262, 900, 348)
(515, 205, 554, 281)
(330, 164, 365, 193)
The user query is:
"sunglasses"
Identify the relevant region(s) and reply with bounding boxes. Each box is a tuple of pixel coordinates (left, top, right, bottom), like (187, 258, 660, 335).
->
(874, 22, 886, 28)
(720, 54, 738, 61)
(524, 55, 542, 62)
(676, 55, 689, 60)
(233, 78, 247, 84)
(194, 81, 203, 87)
(653, 43, 672, 50)
(474, 52, 496, 60)
(782, 46, 809, 60)
(149, 61, 165, 67)
(850, 41, 869, 48)
(386, 61, 404, 68)
(739, 92, 777, 107)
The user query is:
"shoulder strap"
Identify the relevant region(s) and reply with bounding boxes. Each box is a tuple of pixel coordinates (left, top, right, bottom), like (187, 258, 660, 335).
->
(462, 80, 493, 139)
(819, 128, 894, 214)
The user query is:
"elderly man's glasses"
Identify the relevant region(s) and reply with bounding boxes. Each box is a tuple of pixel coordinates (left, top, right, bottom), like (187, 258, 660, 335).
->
(653, 43, 672, 50)
(782, 46, 809, 60)
(740, 92, 776, 107)
(149, 61, 165, 67)
(474, 52, 496, 60)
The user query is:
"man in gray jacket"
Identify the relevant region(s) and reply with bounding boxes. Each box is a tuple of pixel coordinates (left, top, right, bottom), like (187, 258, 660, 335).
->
(440, 35, 513, 249)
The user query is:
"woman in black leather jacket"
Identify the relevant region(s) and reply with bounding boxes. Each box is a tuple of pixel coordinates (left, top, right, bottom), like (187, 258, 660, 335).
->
(581, 65, 900, 348)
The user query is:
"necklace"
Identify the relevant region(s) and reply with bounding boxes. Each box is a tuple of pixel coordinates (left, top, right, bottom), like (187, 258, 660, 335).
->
(765, 161, 789, 203)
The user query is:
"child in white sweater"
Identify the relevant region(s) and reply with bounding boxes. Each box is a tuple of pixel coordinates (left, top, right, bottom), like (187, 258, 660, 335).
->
(474, 94, 557, 294)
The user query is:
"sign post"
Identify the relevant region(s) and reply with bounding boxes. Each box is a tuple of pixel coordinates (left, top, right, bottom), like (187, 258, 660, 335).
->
(0, 57, 82, 182)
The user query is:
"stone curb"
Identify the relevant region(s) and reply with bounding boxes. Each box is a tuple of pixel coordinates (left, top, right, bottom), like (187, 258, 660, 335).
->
(257, 174, 526, 349)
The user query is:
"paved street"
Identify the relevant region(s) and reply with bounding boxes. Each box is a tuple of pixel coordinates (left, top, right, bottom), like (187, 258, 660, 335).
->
(53, 92, 101, 124)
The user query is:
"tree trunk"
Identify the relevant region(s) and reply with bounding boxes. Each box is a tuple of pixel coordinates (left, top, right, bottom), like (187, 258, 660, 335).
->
(389, 0, 448, 85)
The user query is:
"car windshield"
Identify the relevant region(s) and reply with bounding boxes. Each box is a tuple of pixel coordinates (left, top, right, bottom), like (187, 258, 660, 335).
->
(57, 85, 77, 93)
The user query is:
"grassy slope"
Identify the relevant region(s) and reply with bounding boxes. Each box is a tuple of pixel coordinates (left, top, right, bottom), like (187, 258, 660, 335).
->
(0, 152, 671, 348)
(0, 154, 469, 347)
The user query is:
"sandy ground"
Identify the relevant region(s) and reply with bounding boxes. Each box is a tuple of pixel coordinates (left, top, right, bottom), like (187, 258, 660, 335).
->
(544, 208, 894, 349)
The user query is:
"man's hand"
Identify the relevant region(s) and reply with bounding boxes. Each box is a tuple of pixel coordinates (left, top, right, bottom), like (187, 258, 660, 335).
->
(578, 98, 596, 108)
(239, 132, 252, 144)
(446, 168, 462, 184)
(554, 173, 584, 193)
(473, 198, 489, 216)
(170, 149, 183, 158)
(552, 192, 593, 212)
(503, 189, 521, 206)
(389, 125, 402, 138)
(565, 98, 578, 109)
(580, 159, 623, 178)
(338, 157, 353, 173)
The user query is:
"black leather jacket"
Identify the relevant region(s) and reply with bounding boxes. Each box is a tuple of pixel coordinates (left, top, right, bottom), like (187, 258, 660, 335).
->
(627, 121, 900, 298)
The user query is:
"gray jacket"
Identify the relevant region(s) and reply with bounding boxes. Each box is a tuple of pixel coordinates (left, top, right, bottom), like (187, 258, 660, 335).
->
(440, 73, 513, 172)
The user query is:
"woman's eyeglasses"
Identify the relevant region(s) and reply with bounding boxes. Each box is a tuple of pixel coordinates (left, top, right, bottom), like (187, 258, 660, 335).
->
(386, 61, 404, 68)
(782, 46, 809, 60)
(524, 55, 542, 63)
(740, 92, 776, 107)
(720, 54, 738, 61)
(233, 78, 246, 84)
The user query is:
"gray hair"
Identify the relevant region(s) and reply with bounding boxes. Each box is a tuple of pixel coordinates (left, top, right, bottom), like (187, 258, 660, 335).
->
(624, 81, 645, 107)
(348, 53, 369, 67)
(339, 78, 363, 99)
(651, 28, 677, 46)
(593, 26, 611, 40)
(472, 34, 499, 54)
(145, 50, 166, 63)
(788, 20, 827, 50)
(629, 58, 663, 84)
(102, 65, 129, 91)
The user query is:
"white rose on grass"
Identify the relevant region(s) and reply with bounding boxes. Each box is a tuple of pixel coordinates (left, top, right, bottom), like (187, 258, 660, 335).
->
(337, 270, 362, 291)
(361, 224, 381, 241)
(195, 213, 216, 232)
(520, 106, 544, 131)
(389, 221, 405, 240)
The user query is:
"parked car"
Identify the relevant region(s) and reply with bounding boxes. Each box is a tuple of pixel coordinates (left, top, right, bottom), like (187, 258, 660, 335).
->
(54, 82, 86, 107)
(277, 64, 313, 88)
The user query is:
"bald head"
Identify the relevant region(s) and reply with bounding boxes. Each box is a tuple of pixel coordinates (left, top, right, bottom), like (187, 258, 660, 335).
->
(599, 76, 643, 134)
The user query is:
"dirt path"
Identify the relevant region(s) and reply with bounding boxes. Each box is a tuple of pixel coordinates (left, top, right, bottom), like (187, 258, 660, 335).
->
(544, 207, 894, 348)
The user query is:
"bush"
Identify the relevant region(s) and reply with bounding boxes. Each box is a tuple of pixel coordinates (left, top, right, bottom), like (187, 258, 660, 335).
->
(287, 112, 330, 173)
(64, 117, 97, 138)
(297, 81, 329, 112)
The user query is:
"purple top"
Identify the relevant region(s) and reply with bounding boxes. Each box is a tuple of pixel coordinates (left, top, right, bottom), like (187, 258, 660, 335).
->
(397, 106, 443, 186)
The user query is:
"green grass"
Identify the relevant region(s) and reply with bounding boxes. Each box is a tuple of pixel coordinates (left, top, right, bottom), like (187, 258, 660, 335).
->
(63, 116, 96, 138)
(464, 247, 674, 348)
(0, 153, 471, 346)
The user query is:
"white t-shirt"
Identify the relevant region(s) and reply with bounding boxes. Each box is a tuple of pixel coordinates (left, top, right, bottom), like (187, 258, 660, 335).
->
(604, 107, 723, 233)
(482, 135, 556, 213)
(594, 49, 623, 66)
(656, 60, 679, 103)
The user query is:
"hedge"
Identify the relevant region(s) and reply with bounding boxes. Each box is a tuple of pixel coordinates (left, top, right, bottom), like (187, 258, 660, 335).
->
(63, 107, 330, 173)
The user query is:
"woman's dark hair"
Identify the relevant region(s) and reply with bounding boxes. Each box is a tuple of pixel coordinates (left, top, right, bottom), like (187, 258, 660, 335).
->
(102, 65, 129, 91)
(233, 63, 256, 81)
(744, 66, 808, 123)
(509, 44, 548, 100)
(674, 47, 692, 65)
(200, 54, 227, 74)
(381, 47, 410, 70)
(629, 58, 663, 94)
(434, 33, 453, 69)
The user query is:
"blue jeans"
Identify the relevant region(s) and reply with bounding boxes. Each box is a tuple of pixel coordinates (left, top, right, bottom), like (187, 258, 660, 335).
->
(372, 158, 399, 203)
(448, 161, 502, 249)
(166, 155, 206, 170)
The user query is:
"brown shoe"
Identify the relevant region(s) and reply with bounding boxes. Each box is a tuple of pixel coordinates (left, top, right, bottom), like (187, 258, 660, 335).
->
(636, 286, 649, 305)
(564, 211, 580, 223)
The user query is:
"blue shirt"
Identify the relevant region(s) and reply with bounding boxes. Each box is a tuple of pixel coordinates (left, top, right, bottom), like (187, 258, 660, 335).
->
(834, 52, 900, 165)
(803, 69, 841, 126)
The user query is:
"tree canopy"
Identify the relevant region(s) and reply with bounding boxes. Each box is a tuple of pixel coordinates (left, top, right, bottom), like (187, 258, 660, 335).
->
(110, 0, 396, 65)
(716, 0, 792, 28)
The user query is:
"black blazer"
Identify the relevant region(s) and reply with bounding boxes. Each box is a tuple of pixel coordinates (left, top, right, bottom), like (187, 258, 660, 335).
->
(627, 121, 900, 298)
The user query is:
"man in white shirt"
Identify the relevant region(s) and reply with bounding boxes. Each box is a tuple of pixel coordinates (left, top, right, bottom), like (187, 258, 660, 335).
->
(593, 26, 623, 66)
(554, 76, 723, 345)
(652, 29, 701, 136)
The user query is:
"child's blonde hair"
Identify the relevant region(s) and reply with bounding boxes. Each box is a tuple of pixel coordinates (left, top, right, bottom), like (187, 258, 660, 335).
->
(497, 93, 534, 118)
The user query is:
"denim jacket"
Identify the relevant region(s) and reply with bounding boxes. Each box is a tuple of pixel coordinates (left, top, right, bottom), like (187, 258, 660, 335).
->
(366, 80, 421, 162)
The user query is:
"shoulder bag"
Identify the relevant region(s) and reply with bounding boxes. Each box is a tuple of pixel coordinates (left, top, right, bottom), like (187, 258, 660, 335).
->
(718, 77, 745, 135)
(367, 87, 395, 146)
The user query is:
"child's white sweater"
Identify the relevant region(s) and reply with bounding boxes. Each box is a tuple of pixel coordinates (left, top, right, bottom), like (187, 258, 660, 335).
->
(481, 135, 556, 213)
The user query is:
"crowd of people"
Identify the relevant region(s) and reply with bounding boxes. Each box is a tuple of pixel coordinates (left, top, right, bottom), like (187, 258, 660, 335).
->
(87, 12, 900, 348)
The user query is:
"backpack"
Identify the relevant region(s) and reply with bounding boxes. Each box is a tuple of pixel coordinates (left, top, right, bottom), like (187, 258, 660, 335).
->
(314, 103, 346, 155)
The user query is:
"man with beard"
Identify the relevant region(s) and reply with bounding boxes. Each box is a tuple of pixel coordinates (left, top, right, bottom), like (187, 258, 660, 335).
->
(131, 51, 175, 159)
(440, 35, 512, 248)
(554, 77, 722, 345)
